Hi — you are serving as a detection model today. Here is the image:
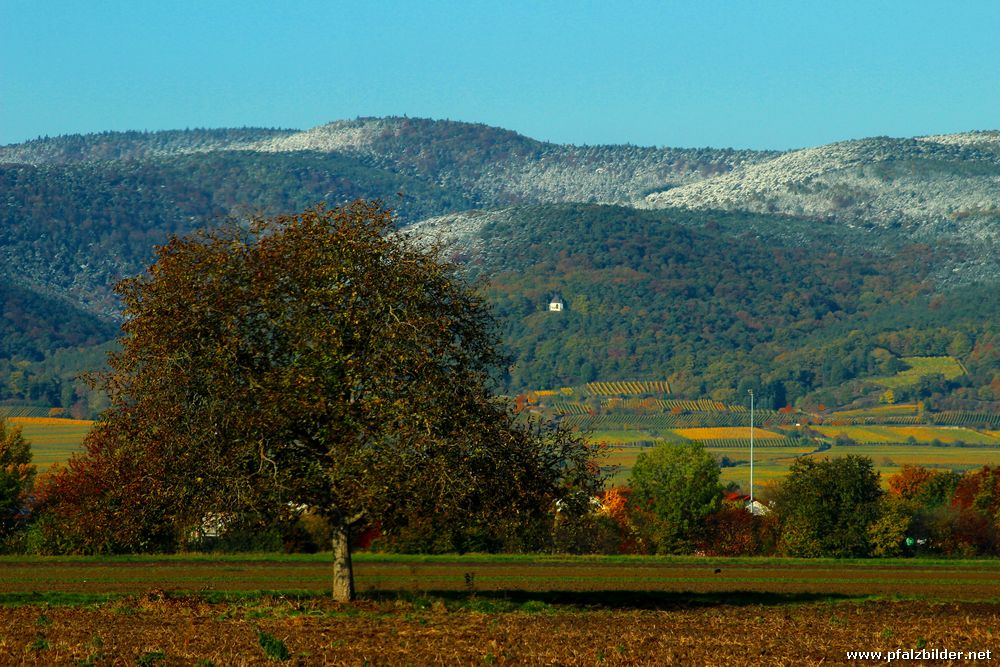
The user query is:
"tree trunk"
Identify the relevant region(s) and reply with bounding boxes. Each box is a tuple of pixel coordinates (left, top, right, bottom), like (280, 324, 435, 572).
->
(332, 521, 355, 602)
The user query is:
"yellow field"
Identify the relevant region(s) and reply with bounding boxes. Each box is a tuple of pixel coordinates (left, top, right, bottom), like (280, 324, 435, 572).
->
(673, 427, 785, 440)
(804, 444, 1000, 480)
(602, 435, 1000, 489)
(9, 417, 94, 427)
(603, 444, 812, 487)
(813, 425, 1000, 444)
(832, 403, 920, 417)
(7, 418, 93, 469)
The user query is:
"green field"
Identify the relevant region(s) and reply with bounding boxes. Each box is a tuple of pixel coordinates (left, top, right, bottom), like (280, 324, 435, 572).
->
(713, 445, 819, 487)
(832, 403, 921, 418)
(604, 444, 814, 487)
(802, 444, 1000, 478)
(873, 356, 966, 389)
(606, 440, 1000, 489)
(1, 552, 1000, 600)
(21, 415, 1000, 486)
(8, 418, 92, 469)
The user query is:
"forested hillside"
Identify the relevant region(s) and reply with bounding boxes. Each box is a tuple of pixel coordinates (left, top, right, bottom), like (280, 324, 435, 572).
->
(0, 283, 114, 361)
(0, 153, 476, 313)
(0, 283, 114, 416)
(1, 117, 998, 415)
(422, 204, 1000, 409)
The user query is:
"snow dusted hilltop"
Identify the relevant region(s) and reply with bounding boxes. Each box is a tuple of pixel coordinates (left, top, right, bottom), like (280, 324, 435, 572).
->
(5, 116, 995, 238)
(1, 116, 998, 321)
(1, 117, 775, 209)
(642, 133, 1000, 242)
(243, 117, 778, 207)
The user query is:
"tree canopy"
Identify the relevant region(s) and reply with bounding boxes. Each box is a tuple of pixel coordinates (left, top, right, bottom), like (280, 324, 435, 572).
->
(772, 455, 882, 557)
(628, 441, 721, 553)
(41, 202, 602, 599)
(0, 418, 34, 540)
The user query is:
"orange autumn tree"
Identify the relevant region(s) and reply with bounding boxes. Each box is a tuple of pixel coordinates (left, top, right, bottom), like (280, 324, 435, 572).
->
(598, 486, 642, 553)
(886, 465, 961, 507)
(887, 465, 939, 501)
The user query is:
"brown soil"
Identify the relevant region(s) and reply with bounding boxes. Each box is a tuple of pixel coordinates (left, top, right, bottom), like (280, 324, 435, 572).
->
(1, 595, 998, 666)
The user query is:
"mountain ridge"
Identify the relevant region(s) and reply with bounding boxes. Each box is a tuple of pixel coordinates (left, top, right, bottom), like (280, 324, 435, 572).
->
(642, 134, 1000, 242)
(1, 117, 778, 208)
(0, 116, 997, 412)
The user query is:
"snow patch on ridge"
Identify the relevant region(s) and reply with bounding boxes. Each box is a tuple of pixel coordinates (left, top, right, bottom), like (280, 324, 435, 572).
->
(402, 210, 500, 253)
(248, 119, 389, 153)
(640, 136, 1000, 242)
(919, 130, 1000, 148)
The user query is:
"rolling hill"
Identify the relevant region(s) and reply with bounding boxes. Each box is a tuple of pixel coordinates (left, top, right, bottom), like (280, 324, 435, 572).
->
(1, 117, 998, 414)
(641, 133, 1000, 283)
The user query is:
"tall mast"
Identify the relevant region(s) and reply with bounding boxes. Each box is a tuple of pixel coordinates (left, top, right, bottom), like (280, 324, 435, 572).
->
(749, 388, 754, 504)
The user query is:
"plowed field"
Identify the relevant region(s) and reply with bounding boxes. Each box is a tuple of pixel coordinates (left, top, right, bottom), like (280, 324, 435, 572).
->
(2, 555, 999, 665)
(1, 595, 998, 665)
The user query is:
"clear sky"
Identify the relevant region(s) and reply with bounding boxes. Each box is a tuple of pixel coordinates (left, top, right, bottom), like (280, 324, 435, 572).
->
(2, 0, 998, 150)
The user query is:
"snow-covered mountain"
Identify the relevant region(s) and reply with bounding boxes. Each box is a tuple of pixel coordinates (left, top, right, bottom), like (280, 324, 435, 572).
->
(642, 133, 1000, 243)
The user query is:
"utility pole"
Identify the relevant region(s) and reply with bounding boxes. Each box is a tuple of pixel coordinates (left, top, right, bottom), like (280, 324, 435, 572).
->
(749, 388, 754, 505)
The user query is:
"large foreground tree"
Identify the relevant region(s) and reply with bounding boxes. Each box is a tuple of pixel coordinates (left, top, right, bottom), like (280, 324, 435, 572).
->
(42, 202, 602, 600)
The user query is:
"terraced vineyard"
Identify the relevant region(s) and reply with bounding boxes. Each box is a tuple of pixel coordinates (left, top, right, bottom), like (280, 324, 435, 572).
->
(663, 399, 734, 411)
(585, 380, 671, 396)
(0, 405, 54, 418)
(550, 401, 590, 415)
(931, 412, 1000, 428)
(601, 397, 667, 410)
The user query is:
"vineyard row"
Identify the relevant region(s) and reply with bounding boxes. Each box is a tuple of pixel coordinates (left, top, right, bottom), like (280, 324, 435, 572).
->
(585, 381, 671, 396)
(562, 413, 799, 430)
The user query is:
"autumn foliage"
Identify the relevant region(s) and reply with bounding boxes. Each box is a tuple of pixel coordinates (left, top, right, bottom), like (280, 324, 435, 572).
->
(30, 203, 605, 601)
(0, 419, 35, 539)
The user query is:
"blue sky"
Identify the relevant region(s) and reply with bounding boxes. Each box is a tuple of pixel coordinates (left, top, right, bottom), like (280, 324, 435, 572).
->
(2, 1, 998, 149)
